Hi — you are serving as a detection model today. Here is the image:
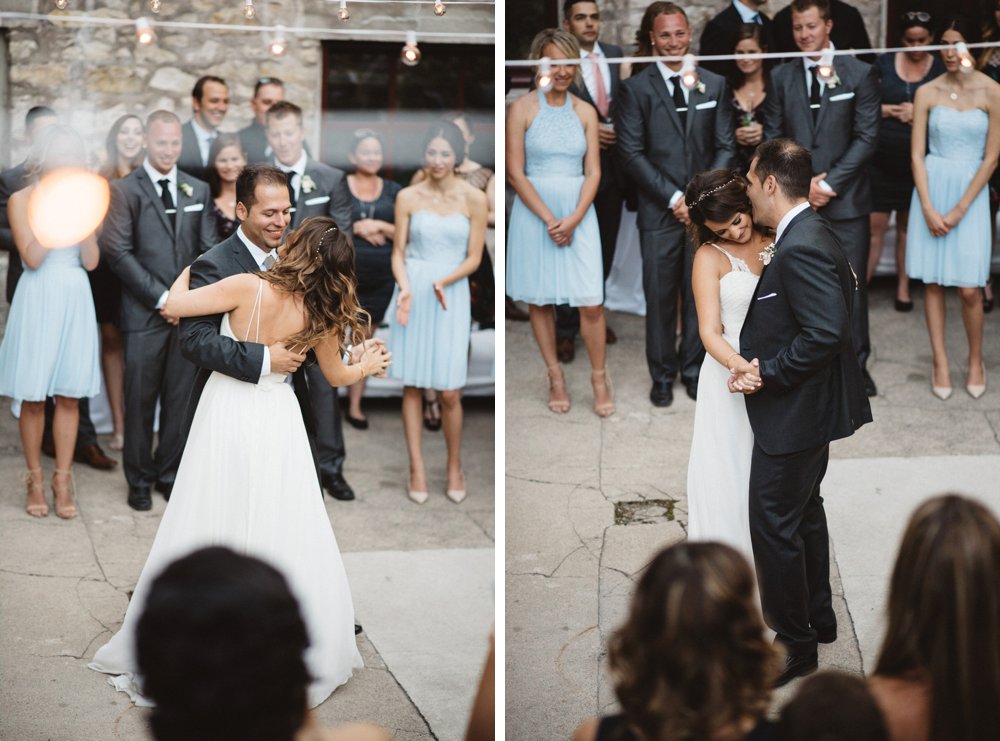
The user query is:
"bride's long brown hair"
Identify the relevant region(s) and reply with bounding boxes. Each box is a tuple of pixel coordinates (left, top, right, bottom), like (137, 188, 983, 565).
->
(260, 216, 370, 353)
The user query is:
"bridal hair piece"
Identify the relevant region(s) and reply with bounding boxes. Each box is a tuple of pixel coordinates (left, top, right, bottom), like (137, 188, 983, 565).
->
(316, 226, 337, 255)
(685, 169, 754, 246)
(687, 178, 738, 208)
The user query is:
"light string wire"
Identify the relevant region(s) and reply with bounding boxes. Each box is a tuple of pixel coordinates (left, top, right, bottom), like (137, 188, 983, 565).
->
(505, 41, 1000, 66)
(0, 11, 495, 42)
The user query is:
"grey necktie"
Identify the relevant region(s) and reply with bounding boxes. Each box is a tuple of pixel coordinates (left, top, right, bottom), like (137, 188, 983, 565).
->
(262, 254, 276, 271)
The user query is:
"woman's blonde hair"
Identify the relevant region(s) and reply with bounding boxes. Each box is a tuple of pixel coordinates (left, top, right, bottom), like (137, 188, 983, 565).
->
(528, 28, 581, 87)
(260, 216, 370, 353)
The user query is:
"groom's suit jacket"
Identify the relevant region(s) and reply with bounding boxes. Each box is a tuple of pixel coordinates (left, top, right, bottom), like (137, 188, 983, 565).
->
(739, 208, 872, 455)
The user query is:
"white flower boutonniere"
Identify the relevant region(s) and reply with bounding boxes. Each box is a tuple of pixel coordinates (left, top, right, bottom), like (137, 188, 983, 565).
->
(300, 175, 316, 194)
(825, 72, 841, 89)
(179, 182, 193, 198)
(695, 81, 706, 95)
(759, 242, 776, 266)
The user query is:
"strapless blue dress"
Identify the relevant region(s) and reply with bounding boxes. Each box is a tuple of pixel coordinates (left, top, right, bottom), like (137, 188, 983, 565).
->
(907, 106, 992, 287)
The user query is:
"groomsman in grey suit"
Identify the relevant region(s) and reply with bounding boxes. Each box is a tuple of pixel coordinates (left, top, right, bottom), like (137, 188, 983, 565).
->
(266, 100, 356, 500)
(762, 0, 879, 396)
(101, 110, 216, 511)
(617, 1, 736, 406)
(178, 75, 230, 182)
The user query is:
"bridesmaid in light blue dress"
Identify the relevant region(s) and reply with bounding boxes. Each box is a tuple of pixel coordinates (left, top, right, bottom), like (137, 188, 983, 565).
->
(907, 18, 1000, 400)
(506, 29, 612, 417)
(0, 126, 101, 519)
(389, 121, 487, 505)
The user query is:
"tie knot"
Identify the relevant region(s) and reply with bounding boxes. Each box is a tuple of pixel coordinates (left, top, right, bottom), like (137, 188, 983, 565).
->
(751, 12, 761, 23)
(158, 178, 169, 187)
(262, 254, 276, 271)
(588, 52, 598, 59)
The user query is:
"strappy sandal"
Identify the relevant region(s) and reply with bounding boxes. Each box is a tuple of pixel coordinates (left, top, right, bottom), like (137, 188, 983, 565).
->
(591, 369, 616, 418)
(52, 468, 78, 520)
(25, 467, 48, 518)
(547, 365, 570, 414)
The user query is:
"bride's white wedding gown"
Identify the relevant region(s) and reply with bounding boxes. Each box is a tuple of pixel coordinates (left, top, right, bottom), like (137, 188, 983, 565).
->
(89, 287, 363, 707)
(686, 245, 759, 564)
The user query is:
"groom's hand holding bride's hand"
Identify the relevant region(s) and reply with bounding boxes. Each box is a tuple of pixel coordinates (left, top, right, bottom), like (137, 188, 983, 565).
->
(728, 358, 762, 395)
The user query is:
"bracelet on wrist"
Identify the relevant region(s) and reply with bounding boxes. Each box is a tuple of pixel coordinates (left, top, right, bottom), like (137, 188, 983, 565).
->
(725, 352, 741, 371)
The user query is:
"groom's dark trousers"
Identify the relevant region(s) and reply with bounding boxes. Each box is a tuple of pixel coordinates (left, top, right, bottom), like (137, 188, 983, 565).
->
(740, 208, 872, 657)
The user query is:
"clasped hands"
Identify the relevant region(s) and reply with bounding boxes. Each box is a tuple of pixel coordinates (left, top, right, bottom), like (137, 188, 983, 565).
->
(728, 358, 763, 395)
(923, 203, 965, 237)
(546, 214, 580, 246)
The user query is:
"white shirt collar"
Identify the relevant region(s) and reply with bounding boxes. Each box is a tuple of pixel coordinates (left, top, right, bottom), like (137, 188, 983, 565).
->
(142, 159, 177, 190)
(733, 0, 760, 24)
(236, 225, 276, 268)
(276, 150, 308, 176)
(802, 42, 835, 72)
(190, 117, 216, 141)
(579, 41, 604, 59)
(775, 201, 812, 244)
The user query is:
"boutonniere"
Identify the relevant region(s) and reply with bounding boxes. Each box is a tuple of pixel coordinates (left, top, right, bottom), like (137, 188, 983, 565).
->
(695, 81, 706, 95)
(825, 72, 841, 89)
(759, 242, 777, 266)
(179, 182, 193, 198)
(300, 175, 316, 194)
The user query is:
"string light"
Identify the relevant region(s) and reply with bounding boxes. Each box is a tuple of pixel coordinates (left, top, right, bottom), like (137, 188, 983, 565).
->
(956, 41, 975, 72)
(337, 0, 350, 21)
(54, 0, 69, 8)
(269, 25, 288, 57)
(679, 53, 698, 90)
(433, 0, 446, 15)
(135, 17, 156, 45)
(817, 47, 835, 80)
(401, 29, 420, 66)
(244, 0, 256, 20)
(148, 0, 162, 13)
(536, 58, 553, 93)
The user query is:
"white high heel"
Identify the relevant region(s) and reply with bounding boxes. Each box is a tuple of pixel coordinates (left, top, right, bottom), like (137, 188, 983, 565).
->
(967, 363, 987, 399)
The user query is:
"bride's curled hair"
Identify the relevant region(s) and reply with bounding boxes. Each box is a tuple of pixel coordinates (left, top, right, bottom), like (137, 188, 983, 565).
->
(684, 169, 753, 246)
(261, 216, 370, 353)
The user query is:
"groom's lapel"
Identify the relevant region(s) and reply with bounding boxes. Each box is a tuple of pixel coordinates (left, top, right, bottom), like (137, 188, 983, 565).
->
(774, 207, 814, 249)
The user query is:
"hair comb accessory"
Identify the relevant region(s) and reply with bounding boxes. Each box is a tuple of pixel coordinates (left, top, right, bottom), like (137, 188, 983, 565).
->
(316, 226, 337, 254)
(688, 178, 739, 208)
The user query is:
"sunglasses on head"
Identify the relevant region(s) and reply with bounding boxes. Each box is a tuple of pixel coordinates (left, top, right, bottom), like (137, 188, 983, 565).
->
(902, 11, 931, 22)
(257, 76, 284, 86)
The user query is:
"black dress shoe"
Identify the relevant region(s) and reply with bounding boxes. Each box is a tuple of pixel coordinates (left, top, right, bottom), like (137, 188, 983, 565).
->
(75, 443, 118, 471)
(894, 298, 914, 312)
(41, 438, 55, 459)
(815, 624, 837, 644)
(355, 623, 363, 635)
(345, 414, 369, 430)
(862, 369, 877, 398)
(684, 379, 698, 401)
(128, 488, 153, 511)
(556, 336, 575, 363)
(650, 381, 674, 407)
(774, 651, 818, 687)
(154, 481, 173, 501)
(605, 325, 618, 344)
(323, 473, 355, 501)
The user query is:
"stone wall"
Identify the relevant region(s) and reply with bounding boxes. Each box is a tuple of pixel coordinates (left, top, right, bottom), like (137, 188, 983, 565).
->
(0, 0, 494, 168)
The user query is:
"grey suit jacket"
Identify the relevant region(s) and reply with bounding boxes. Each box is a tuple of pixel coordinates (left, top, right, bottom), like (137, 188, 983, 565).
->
(616, 63, 737, 232)
(571, 42, 624, 193)
(289, 157, 353, 231)
(178, 120, 210, 181)
(763, 57, 879, 221)
(0, 163, 29, 303)
(99, 166, 215, 331)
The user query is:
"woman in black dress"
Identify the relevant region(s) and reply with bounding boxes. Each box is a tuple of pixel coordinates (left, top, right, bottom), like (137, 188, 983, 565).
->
(729, 24, 769, 174)
(345, 129, 401, 429)
(867, 13, 944, 312)
(206, 133, 246, 242)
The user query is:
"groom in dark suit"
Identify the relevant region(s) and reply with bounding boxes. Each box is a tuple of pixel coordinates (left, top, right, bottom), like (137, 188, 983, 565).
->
(617, 1, 736, 406)
(266, 101, 355, 500)
(101, 110, 216, 511)
(762, 0, 879, 396)
(735, 138, 872, 686)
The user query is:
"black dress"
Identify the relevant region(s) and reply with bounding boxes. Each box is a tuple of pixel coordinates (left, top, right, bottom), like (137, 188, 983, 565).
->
(870, 52, 945, 212)
(211, 202, 239, 243)
(351, 178, 402, 326)
(90, 174, 124, 325)
(594, 714, 777, 741)
(731, 93, 765, 174)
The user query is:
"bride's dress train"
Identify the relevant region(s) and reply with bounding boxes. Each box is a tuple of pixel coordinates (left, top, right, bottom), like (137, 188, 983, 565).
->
(89, 304, 363, 707)
(686, 245, 758, 564)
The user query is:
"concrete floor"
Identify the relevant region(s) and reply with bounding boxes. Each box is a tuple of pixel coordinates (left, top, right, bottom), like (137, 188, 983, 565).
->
(505, 278, 1000, 740)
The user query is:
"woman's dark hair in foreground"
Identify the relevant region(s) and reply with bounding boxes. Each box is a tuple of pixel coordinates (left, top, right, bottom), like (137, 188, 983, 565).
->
(685, 169, 754, 245)
(136, 546, 312, 741)
(607, 542, 780, 741)
(778, 671, 888, 741)
(874, 494, 1000, 741)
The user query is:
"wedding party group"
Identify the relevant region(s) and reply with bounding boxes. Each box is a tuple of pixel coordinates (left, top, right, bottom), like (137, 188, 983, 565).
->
(505, 0, 1000, 738)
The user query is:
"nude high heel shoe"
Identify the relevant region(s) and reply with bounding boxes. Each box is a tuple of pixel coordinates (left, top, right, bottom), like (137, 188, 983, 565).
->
(546, 364, 570, 414)
(967, 363, 987, 399)
(25, 468, 48, 518)
(932, 366, 952, 400)
(52, 468, 78, 519)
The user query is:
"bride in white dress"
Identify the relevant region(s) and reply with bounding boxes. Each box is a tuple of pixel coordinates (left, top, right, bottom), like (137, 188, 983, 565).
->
(684, 170, 771, 564)
(89, 216, 391, 708)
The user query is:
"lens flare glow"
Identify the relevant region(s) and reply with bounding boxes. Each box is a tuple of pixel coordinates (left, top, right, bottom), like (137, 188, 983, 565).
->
(28, 168, 110, 249)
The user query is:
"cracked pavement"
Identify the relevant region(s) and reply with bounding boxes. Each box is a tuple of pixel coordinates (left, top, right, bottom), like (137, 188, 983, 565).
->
(505, 279, 1000, 740)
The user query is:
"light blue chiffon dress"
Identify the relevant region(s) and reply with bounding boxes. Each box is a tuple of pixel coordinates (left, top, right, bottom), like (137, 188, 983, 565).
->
(906, 106, 992, 287)
(388, 211, 472, 391)
(506, 90, 603, 307)
(0, 245, 100, 401)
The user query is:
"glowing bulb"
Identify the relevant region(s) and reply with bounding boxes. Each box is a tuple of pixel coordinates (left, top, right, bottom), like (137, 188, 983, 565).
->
(244, 0, 256, 20)
(148, 0, 161, 13)
(536, 58, 553, 93)
(816, 47, 835, 80)
(956, 41, 975, 72)
(269, 25, 288, 58)
(54, 0, 69, 8)
(135, 17, 155, 45)
(337, 0, 350, 21)
(433, 1, 446, 16)
(29, 169, 110, 250)
(679, 54, 698, 90)
(401, 30, 420, 66)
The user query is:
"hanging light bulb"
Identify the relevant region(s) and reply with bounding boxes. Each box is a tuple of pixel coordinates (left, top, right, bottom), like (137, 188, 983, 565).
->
(816, 47, 835, 80)
(269, 25, 288, 58)
(148, 0, 162, 13)
(244, 0, 256, 20)
(337, 0, 350, 21)
(956, 41, 975, 72)
(433, 0, 446, 16)
(401, 30, 421, 66)
(536, 58, 553, 93)
(679, 54, 699, 90)
(54, 0, 69, 9)
(135, 17, 156, 45)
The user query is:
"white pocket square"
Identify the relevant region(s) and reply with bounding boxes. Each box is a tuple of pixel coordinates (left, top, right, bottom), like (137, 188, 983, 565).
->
(829, 92, 855, 102)
(695, 100, 718, 110)
(183, 203, 204, 212)
(303, 195, 330, 206)
(756, 292, 777, 301)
